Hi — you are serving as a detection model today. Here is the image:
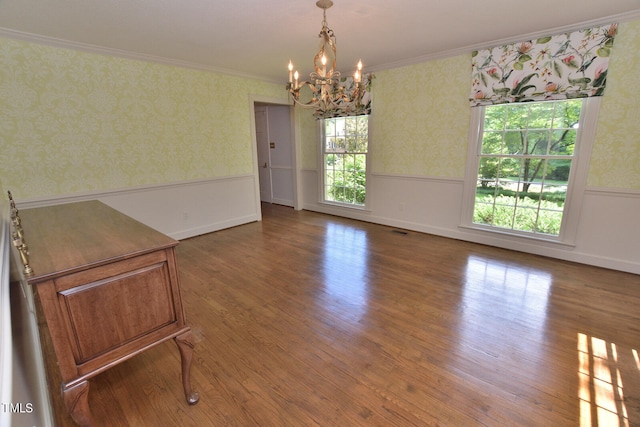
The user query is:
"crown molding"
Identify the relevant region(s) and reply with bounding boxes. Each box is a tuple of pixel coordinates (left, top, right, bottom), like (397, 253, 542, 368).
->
(1, 8, 639, 81)
(0, 27, 282, 84)
(367, 9, 640, 74)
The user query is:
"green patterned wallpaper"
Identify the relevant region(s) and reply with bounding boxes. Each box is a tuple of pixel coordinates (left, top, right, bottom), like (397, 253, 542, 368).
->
(589, 20, 640, 189)
(371, 55, 471, 177)
(2, 19, 639, 200)
(298, 108, 318, 170)
(0, 37, 286, 199)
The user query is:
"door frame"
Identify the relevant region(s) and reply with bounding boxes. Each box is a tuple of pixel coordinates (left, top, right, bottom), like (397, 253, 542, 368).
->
(254, 105, 273, 204)
(249, 95, 300, 219)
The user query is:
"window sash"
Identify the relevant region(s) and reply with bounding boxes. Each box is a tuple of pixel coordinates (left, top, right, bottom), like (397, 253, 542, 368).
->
(461, 97, 600, 245)
(320, 116, 370, 208)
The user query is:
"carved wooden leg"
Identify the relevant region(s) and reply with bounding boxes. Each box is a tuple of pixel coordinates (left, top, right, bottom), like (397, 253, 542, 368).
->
(62, 380, 95, 427)
(174, 331, 200, 405)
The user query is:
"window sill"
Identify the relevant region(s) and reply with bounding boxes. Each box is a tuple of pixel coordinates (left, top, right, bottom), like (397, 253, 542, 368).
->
(458, 223, 577, 248)
(318, 200, 371, 212)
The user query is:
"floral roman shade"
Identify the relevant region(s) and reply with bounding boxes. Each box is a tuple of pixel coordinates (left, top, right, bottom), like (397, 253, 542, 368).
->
(470, 23, 618, 107)
(314, 74, 373, 119)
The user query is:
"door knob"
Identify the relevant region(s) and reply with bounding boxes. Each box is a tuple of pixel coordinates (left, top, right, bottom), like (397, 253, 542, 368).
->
(263, 162, 267, 168)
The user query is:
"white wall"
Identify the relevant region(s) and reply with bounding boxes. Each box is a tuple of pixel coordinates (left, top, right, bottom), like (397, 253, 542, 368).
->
(15, 175, 261, 241)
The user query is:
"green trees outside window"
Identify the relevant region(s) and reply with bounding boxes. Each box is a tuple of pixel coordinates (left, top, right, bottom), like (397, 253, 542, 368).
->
(474, 99, 582, 235)
(323, 115, 369, 206)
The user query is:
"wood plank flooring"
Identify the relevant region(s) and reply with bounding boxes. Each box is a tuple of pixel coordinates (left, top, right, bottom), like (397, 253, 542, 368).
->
(41, 203, 640, 426)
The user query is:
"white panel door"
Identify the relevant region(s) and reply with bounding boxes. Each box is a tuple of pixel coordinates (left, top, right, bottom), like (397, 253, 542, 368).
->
(254, 105, 294, 207)
(266, 105, 294, 207)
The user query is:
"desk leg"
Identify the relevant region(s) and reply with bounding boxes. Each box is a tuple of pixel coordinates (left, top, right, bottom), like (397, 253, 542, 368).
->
(175, 331, 200, 405)
(63, 380, 95, 427)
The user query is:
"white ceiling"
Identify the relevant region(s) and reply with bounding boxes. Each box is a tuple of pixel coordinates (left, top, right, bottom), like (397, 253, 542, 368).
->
(0, 0, 639, 83)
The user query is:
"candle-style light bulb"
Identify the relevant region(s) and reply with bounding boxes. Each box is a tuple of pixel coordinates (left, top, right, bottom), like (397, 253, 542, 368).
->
(294, 71, 299, 89)
(288, 61, 294, 83)
(354, 60, 363, 83)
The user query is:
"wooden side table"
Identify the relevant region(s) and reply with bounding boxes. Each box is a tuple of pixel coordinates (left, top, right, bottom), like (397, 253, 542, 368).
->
(18, 201, 199, 426)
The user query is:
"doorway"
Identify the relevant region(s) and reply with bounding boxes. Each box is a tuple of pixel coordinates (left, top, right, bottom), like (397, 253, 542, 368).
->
(254, 103, 295, 207)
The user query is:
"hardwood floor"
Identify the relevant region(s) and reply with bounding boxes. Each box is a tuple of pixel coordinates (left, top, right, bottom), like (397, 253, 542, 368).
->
(42, 203, 640, 426)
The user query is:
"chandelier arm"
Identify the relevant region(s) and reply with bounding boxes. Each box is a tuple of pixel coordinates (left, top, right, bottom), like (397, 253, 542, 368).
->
(288, 79, 365, 111)
(288, 81, 322, 109)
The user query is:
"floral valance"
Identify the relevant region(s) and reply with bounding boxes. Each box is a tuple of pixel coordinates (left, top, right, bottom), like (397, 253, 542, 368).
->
(314, 74, 373, 119)
(470, 23, 618, 107)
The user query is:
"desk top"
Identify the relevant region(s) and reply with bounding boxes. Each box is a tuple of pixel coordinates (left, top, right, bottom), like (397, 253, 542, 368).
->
(19, 201, 177, 284)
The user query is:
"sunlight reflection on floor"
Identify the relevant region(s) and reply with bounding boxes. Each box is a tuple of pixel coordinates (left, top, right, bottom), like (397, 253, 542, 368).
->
(320, 223, 369, 322)
(459, 256, 639, 426)
(461, 255, 552, 336)
(454, 255, 554, 386)
(578, 333, 638, 426)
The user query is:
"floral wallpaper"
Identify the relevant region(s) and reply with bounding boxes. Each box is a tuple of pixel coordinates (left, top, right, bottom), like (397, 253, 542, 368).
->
(0, 37, 286, 199)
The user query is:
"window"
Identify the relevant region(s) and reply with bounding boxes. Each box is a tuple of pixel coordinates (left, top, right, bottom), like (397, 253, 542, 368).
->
(322, 115, 369, 207)
(462, 98, 600, 243)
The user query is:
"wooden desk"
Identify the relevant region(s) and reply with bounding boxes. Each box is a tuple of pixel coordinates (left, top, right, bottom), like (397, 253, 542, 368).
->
(19, 201, 199, 426)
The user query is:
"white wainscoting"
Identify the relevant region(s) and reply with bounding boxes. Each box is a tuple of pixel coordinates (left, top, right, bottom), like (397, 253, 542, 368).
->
(302, 170, 640, 275)
(15, 175, 261, 241)
(12, 172, 639, 274)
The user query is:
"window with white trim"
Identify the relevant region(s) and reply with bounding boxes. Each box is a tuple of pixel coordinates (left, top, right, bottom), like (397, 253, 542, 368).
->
(321, 115, 369, 207)
(462, 98, 600, 243)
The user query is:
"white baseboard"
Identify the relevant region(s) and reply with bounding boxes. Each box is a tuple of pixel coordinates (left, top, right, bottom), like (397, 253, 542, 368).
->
(171, 214, 259, 240)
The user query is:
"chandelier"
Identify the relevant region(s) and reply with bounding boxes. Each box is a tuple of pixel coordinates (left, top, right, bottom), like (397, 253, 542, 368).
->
(286, 0, 370, 117)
